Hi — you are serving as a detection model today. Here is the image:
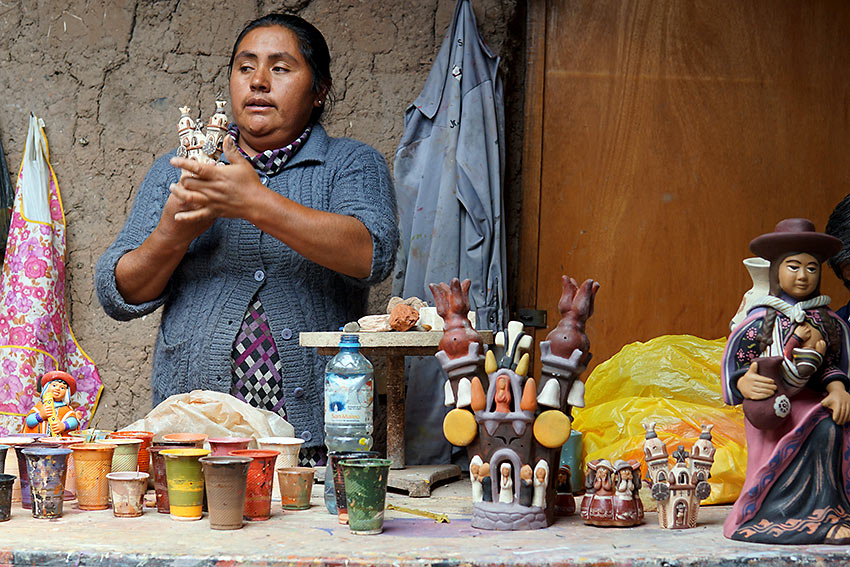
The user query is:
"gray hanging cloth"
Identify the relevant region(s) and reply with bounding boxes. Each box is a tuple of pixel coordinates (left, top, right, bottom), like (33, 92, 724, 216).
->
(392, 0, 507, 465)
(0, 129, 14, 258)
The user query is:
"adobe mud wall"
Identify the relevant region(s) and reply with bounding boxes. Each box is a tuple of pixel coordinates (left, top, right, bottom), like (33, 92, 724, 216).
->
(0, 0, 523, 428)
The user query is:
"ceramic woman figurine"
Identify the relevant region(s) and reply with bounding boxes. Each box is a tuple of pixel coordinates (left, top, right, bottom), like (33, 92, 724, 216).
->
(23, 371, 81, 436)
(498, 463, 513, 504)
(470, 455, 483, 503)
(722, 218, 850, 544)
(532, 461, 548, 508)
(519, 464, 534, 506)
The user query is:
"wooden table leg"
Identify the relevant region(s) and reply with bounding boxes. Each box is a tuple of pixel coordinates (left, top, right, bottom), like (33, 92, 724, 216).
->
(386, 354, 405, 469)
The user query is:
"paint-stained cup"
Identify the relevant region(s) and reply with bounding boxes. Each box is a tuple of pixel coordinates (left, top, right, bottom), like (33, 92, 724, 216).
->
(0, 473, 15, 521)
(38, 437, 83, 500)
(208, 437, 252, 457)
(329, 450, 380, 523)
(8, 440, 37, 510)
(107, 472, 149, 517)
(22, 447, 72, 519)
(148, 446, 171, 514)
(162, 448, 210, 521)
(0, 444, 8, 475)
(277, 467, 314, 510)
(72, 443, 117, 510)
(200, 456, 252, 530)
(340, 458, 392, 535)
(109, 431, 155, 474)
(96, 438, 141, 473)
(229, 449, 279, 521)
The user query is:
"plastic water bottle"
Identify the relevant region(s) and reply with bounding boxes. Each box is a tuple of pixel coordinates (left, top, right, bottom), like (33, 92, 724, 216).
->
(323, 334, 374, 513)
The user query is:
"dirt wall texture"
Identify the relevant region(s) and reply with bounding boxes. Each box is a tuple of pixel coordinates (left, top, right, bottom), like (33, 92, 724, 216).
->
(0, 0, 523, 429)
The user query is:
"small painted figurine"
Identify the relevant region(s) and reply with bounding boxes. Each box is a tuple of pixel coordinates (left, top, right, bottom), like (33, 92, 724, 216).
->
(479, 462, 492, 502)
(23, 371, 81, 436)
(470, 455, 484, 503)
(532, 461, 548, 508)
(722, 219, 850, 544)
(612, 460, 643, 525)
(581, 458, 643, 527)
(519, 464, 534, 506)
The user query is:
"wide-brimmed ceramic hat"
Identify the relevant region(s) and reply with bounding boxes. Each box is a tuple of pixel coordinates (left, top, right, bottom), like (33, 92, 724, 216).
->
(750, 218, 841, 262)
(38, 370, 77, 395)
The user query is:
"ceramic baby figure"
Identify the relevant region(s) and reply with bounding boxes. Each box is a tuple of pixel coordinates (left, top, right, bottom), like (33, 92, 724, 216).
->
(23, 371, 81, 436)
(722, 218, 850, 544)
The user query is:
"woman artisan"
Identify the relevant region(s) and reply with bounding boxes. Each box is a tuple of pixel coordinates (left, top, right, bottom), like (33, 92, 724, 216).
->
(95, 14, 398, 465)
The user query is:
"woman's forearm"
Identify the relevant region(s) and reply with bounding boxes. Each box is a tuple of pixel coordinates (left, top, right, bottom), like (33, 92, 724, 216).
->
(114, 227, 191, 305)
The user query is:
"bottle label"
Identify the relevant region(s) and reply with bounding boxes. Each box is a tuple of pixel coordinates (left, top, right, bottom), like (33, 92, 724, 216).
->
(325, 373, 373, 425)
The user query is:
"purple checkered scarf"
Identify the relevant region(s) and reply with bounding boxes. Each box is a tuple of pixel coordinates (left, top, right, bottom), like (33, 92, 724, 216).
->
(226, 124, 311, 176)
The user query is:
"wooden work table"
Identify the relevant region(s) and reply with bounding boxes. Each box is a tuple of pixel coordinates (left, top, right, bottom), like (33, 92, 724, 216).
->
(0, 480, 846, 567)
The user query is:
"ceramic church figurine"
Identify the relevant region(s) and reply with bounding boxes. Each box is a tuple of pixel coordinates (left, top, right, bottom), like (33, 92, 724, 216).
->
(721, 218, 850, 544)
(23, 371, 81, 436)
(433, 275, 598, 530)
(643, 422, 714, 529)
(176, 101, 228, 164)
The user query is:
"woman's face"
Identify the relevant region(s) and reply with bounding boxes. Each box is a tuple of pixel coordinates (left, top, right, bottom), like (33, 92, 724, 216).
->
(229, 25, 321, 155)
(778, 252, 820, 299)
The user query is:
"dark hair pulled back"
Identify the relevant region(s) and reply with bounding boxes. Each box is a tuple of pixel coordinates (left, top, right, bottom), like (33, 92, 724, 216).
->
(229, 14, 333, 123)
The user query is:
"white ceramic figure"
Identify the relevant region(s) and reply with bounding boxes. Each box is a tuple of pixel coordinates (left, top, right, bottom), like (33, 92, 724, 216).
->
(532, 460, 548, 508)
(499, 463, 513, 504)
(470, 455, 483, 503)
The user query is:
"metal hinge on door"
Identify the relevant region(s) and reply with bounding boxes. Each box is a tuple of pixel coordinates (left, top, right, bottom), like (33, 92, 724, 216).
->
(516, 308, 547, 328)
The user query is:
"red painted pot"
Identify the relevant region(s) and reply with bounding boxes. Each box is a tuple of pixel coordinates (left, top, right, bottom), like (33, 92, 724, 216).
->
(229, 449, 279, 521)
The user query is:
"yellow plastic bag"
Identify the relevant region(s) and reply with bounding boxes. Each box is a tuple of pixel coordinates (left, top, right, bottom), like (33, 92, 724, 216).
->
(572, 335, 746, 505)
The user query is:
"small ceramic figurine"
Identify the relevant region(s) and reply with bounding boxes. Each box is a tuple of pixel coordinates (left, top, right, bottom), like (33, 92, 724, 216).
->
(433, 276, 598, 530)
(722, 218, 850, 544)
(643, 422, 714, 529)
(23, 371, 81, 436)
(470, 455, 484, 503)
(176, 101, 228, 164)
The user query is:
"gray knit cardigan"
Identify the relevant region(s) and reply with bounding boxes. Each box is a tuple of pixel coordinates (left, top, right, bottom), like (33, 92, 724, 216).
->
(95, 125, 398, 448)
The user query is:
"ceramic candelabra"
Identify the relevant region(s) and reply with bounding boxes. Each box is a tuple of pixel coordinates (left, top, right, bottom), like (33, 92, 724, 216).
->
(580, 458, 643, 527)
(177, 101, 228, 164)
(643, 422, 715, 529)
(433, 275, 599, 530)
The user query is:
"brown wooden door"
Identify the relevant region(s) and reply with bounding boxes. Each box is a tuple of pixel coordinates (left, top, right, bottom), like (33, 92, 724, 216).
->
(519, 0, 850, 375)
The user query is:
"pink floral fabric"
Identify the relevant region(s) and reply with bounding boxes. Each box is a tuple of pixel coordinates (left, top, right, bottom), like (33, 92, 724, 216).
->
(0, 129, 102, 435)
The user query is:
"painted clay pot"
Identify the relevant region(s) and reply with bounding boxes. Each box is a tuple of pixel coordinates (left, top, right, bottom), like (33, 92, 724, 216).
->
(208, 437, 252, 457)
(0, 473, 15, 521)
(22, 447, 72, 519)
(0, 437, 35, 506)
(340, 458, 392, 535)
(162, 448, 210, 521)
(257, 437, 303, 499)
(277, 467, 315, 510)
(0, 444, 7, 475)
(38, 436, 83, 500)
(96, 438, 141, 473)
(328, 450, 380, 523)
(109, 431, 154, 474)
(200, 456, 252, 530)
(72, 442, 117, 510)
(229, 449, 279, 521)
(148, 446, 171, 514)
(107, 472, 149, 517)
(161, 433, 208, 449)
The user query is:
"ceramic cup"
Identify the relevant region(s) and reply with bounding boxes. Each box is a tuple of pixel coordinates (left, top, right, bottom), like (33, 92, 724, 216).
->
(0, 444, 8, 475)
(162, 448, 210, 521)
(37, 436, 83, 500)
(229, 449, 279, 521)
(109, 431, 155, 474)
(8, 439, 38, 510)
(200, 456, 252, 530)
(161, 433, 208, 449)
(0, 473, 15, 521)
(22, 447, 72, 519)
(277, 467, 315, 510)
(72, 442, 117, 510)
(0, 437, 35, 506)
(148, 446, 171, 514)
(96, 438, 141, 473)
(107, 471, 149, 517)
(257, 437, 303, 500)
(208, 437, 253, 457)
(329, 450, 380, 523)
(340, 458, 393, 535)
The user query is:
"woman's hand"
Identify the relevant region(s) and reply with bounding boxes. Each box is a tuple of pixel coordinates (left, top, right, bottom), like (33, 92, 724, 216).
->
(822, 381, 850, 425)
(738, 361, 778, 400)
(795, 323, 827, 354)
(168, 136, 265, 223)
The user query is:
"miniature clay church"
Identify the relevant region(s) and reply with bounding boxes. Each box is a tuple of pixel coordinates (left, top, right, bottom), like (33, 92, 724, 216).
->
(177, 100, 228, 163)
(643, 422, 715, 529)
(433, 276, 598, 530)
